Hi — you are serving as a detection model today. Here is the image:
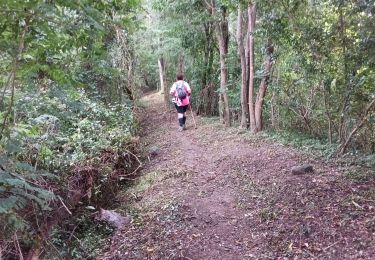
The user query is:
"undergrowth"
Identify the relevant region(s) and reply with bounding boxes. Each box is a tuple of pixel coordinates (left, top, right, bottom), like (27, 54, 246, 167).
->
(0, 86, 140, 259)
(48, 211, 115, 259)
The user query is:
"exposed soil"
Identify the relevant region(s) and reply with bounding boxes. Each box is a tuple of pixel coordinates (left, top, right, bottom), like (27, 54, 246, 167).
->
(101, 92, 375, 259)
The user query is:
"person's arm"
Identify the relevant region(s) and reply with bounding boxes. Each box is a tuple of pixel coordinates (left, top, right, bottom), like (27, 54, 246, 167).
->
(170, 83, 176, 96)
(170, 83, 177, 103)
(185, 82, 192, 96)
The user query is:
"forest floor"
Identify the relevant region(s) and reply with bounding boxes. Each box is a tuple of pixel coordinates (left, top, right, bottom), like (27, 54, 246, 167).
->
(101, 92, 375, 259)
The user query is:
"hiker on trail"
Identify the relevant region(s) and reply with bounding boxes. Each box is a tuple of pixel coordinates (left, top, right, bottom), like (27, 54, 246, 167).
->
(170, 74, 192, 131)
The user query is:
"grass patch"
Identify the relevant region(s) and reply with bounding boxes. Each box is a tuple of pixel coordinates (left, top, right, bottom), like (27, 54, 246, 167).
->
(200, 116, 220, 124)
(364, 188, 375, 201)
(127, 171, 164, 197)
(162, 169, 190, 180)
(259, 207, 279, 222)
(344, 168, 375, 183)
(127, 206, 144, 226)
(265, 130, 337, 156)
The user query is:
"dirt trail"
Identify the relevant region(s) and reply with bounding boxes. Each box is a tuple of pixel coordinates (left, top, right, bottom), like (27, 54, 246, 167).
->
(102, 93, 375, 259)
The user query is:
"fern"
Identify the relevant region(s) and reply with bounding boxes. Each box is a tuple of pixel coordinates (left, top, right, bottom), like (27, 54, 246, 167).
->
(0, 196, 19, 213)
(1, 173, 55, 208)
(0, 151, 56, 237)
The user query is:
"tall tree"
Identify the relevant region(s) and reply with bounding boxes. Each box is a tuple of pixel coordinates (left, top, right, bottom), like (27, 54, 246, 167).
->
(247, 2, 256, 132)
(236, 4, 249, 128)
(211, 0, 231, 126)
(178, 53, 185, 75)
(158, 55, 166, 94)
(158, 55, 169, 107)
(255, 39, 274, 131)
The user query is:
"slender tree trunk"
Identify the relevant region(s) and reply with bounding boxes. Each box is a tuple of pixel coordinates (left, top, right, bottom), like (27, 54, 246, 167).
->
(143, 74, 150, 88)
(158, 56, 166, 94)
(247, 2, 256, 132)
(0, 71, 13, 110)
(244, 12, 250, 124)
(114, 26, 134, 101)
(178, 53, 184, 75)
(270, 67, 281, 129)
(0, 19, 28, 141)
(127, 52, 134, 99)
(199, 9, 217, 116)
(158, 56, 169, 107)
(322, 80, 333, 144)
(236, 5, 249, 128)
(206, 24, 217, 115)
(254, 39, 273, 132)
(338, 5, 352, 142)
(244, 5, 250, 89)
(270, 92, 276, 129)
(215, 3, 231, 126)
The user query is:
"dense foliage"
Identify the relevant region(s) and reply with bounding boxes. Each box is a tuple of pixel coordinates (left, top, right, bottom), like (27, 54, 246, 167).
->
(0, 0, 141, 258)
(146, 0, 374, 153)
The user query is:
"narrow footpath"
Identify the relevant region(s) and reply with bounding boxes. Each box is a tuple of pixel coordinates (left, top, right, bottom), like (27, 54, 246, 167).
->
(102, 92, 375, 259)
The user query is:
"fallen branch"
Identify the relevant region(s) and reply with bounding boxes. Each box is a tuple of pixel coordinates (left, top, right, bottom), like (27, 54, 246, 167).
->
(58, 196, 72, 215)
(118, 149, 142, 177)
(322, 240, 341, 252)
(13, 234, 24, 260)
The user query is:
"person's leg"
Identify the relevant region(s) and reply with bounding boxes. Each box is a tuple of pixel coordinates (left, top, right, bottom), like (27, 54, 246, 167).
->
(178, 113, 184, 127)
(182, 105, 188, 129)
(175, 104, 184, 130)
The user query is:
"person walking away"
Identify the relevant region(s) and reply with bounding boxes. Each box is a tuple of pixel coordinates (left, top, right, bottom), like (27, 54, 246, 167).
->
(170, 74, 192, 131)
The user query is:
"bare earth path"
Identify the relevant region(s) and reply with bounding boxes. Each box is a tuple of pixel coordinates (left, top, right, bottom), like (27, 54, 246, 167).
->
(102, 93, 375, 259)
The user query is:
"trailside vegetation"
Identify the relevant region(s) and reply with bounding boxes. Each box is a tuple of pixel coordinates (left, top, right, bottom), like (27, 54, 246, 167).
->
(0, 0, 142, 258)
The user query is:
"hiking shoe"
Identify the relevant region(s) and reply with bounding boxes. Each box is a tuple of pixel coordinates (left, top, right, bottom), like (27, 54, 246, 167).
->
(178, 126, 183, 132)
(182, 124, 187, 130)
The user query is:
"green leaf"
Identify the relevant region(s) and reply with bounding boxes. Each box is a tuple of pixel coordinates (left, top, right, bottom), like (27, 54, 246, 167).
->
(0, 196, 18, 213)
(15, 162, 36, 173)
(5, 140, 22, 154)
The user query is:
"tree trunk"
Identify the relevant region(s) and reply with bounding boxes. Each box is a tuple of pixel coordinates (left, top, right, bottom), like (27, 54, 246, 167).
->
(158, 56, 169, 108)
(200, 1, 219, 117)
(338, 5, 352, 143)
(254, 39, 273, 132)
(216, 4, 231, 126)
(127, 51, 135, 100)
(270, 92, 276, 129)
(114, 26, 134, 102)
(0, 19, 28, 141)
(204, 22, 217, 116)
(247, 2, 256, 132)
(158, 56, 166, 94)
(178, 53, 184, 75)
(236, 5, 249, 128)
(322, 80, 333, 144)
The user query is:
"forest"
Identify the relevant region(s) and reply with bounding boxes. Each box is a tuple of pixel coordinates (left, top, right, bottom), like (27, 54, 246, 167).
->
(0, 0, 374, 259)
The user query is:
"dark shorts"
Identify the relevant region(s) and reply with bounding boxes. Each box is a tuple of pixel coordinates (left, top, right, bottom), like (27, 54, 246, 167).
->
(175, 104, 188, 113)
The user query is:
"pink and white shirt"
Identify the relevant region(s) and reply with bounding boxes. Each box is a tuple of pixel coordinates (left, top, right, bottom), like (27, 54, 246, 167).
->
(170, 80, 191, 106)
